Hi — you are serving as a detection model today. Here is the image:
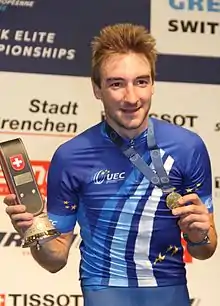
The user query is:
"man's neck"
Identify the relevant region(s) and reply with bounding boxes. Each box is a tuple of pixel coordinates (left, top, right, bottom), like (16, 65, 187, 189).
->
(106, 118, 148, 140)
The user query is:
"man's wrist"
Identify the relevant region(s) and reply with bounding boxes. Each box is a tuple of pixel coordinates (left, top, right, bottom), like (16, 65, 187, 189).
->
(183, 232, 210, 247)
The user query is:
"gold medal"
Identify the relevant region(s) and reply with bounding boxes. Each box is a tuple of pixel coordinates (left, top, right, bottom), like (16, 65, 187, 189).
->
(166, 192, 182, 209)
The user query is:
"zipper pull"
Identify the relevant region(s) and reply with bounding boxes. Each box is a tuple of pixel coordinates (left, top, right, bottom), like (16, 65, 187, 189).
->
(130, 139, 135, 148)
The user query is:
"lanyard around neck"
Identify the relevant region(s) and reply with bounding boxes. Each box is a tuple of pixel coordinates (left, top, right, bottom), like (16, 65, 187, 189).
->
(105, 118, 174, 193)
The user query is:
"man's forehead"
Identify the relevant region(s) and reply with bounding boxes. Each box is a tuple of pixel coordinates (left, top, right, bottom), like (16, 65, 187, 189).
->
(101, 53, 151, 79)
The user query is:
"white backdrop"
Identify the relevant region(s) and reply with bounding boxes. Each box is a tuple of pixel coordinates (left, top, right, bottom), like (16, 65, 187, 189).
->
(0, 1, 219, 306)
(0, 77, 219, 306)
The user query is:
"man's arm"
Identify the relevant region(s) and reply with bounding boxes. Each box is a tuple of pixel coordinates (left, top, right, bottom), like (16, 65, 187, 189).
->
(173, 193, 218, 260)
(30, 232, 74, 273)
(178, 133, 217, 260)
(4, 145, 79, 273)
(186, 213, 217, 260)
(4, 195, 76, 273)
(32, 144, 80, 272)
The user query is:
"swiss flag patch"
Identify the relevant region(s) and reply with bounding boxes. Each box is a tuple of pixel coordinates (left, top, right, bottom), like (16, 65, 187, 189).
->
(10, 154, 25, 171)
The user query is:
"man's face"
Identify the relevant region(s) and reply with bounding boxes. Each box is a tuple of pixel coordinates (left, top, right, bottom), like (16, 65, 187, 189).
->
(93, 52, 154, 137)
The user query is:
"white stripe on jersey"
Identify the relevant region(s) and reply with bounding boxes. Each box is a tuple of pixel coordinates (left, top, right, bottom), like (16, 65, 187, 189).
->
(133, 153, 174, 286)
(108, 151, 173, 286)
(108, 169, 151, 286)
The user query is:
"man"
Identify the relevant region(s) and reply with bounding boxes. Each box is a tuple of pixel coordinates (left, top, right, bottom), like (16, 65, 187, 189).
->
(4, 23, 217, 306)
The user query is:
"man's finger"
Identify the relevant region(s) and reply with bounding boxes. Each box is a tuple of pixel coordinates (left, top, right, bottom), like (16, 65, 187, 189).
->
(6, 205, 26, 216)
(177, 193, 203, 206)
(11, 212, 33, 222)
(15, 220, 33, 229)
(188, 222, 209, 231)
(172, 204, 207, 216)
(3, 194, 17, 206)
(178, 213, 208, 227)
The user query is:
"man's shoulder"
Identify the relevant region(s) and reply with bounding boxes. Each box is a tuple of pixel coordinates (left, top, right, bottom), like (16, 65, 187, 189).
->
(53, 122, 104, 160)
(153, 117, 203, 149)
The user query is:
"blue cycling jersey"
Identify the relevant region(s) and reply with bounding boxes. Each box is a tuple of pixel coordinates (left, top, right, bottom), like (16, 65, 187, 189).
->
(47, 118, 213, 288)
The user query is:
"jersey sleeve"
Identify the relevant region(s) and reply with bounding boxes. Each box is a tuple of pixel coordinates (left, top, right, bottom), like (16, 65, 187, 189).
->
(46, 146, 80, 233)
(183, 134, 213, 213)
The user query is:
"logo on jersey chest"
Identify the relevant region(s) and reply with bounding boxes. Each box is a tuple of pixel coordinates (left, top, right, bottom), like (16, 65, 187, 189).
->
(93, 169, 125, 185)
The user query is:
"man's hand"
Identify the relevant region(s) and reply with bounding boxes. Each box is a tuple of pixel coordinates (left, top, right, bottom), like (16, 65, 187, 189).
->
(3, 194, 34, 237)
(172, 193, 210, 243)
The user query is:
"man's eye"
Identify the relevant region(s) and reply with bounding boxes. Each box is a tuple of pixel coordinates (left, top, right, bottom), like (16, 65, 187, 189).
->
(137, 80, 149, 86)
(110, 82, 121, 88)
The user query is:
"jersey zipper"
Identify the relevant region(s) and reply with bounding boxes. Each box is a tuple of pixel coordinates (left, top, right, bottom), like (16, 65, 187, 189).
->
(130, 139, 135, 148)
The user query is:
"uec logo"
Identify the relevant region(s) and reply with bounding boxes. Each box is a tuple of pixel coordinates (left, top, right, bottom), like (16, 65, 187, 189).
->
(93, 170, 125, 184)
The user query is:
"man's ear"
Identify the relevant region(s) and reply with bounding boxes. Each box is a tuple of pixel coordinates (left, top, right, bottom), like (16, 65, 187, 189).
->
(92, 81, 101, 100)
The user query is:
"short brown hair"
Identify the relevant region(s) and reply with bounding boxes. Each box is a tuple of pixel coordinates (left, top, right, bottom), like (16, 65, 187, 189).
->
(91, 23, 157, 87)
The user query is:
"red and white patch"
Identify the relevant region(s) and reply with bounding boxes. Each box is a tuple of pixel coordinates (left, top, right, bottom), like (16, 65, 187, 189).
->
(9, 154, 25, 171)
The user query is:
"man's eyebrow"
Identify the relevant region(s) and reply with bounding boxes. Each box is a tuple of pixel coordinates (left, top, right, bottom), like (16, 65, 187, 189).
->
(136, 75, 151, 80)
(105, 77, 125, 83)
(105, 75, 151, 83)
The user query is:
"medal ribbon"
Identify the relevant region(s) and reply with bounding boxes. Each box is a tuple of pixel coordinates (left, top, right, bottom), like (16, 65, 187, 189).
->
(105, 118, 174, 193)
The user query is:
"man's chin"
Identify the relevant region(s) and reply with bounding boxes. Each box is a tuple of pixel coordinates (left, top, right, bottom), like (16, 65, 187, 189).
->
(119, 112, 148, 129)
(120, 121, 145, 131)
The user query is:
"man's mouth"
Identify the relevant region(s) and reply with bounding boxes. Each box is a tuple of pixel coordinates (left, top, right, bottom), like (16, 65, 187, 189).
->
(121, 107, 140, 114)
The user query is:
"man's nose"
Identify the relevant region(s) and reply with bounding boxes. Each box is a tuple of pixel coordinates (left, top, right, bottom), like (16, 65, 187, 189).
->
(124, 85, 139, 104)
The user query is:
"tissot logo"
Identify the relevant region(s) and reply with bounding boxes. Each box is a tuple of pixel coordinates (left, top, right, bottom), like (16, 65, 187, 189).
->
(149, 113, 198, 127)
(0, 294, 83, 306)
(101, 111, 197, 128)
(93, 170, 125, 184)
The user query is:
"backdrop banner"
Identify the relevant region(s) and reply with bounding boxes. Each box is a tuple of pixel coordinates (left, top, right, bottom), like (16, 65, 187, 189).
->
(0, 1, 219, 306)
